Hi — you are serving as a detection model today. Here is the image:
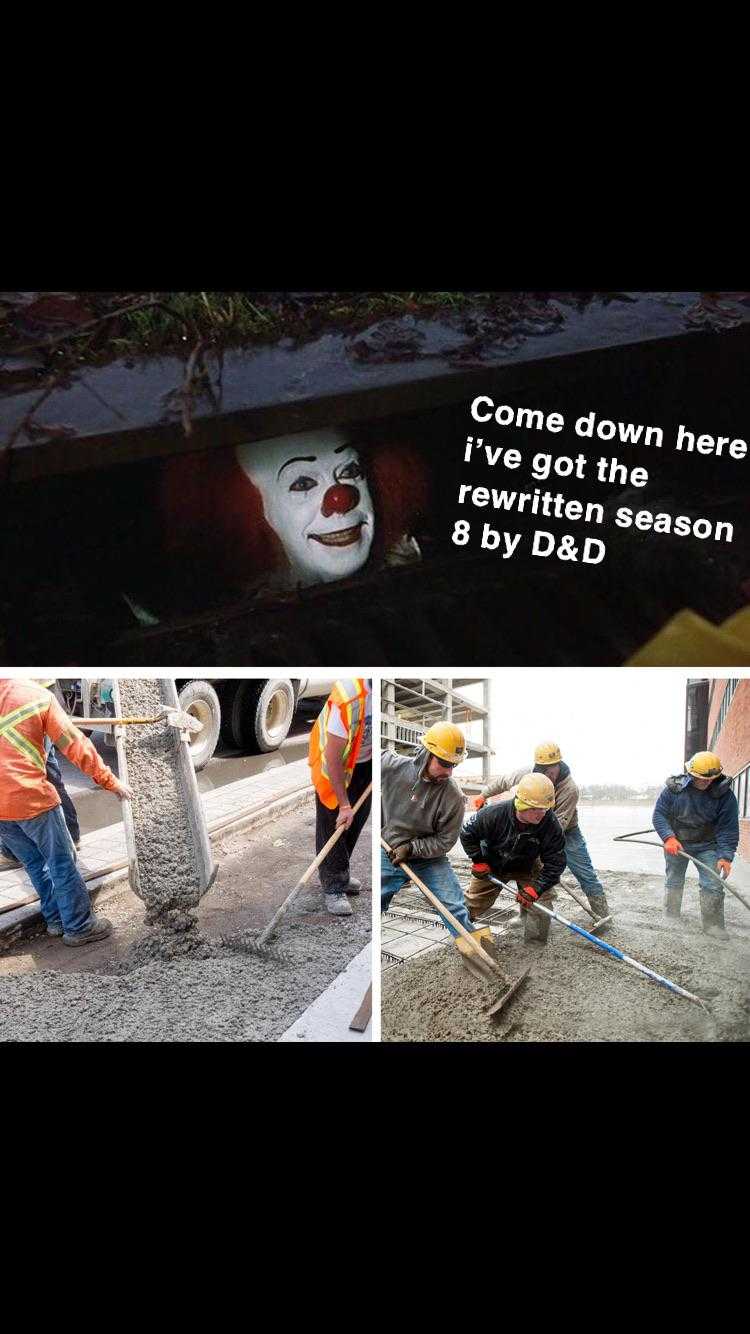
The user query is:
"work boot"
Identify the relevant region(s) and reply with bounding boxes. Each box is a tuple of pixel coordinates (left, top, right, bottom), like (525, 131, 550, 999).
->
(345, 876, 362, 896)
(46, 922, 64, 937)
(325, 893, 353, 917)
(586, 892, 611, 920)
(63, 916, 112, 947)
(664, 885, 684, 920)
(700, 892, 728, 939)
(522, 891, 552, 944)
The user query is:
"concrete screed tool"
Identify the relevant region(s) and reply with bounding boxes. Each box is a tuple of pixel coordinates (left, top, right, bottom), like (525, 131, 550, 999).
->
(380, 837, 532, 1018)
(614, 828, 750, 917)
(485, 873, 709, 1012)
(240, 781, 373, 960)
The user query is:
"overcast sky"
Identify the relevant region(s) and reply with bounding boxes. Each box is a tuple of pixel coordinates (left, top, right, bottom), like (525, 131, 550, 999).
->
(458, 671, 687, 788)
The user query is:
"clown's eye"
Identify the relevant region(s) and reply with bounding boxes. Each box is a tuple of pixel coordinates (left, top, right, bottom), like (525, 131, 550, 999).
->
(288, 475, 318, 492)
(336, 461, 364, 482)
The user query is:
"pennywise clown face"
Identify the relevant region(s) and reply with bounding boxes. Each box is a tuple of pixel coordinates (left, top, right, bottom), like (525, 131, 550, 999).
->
(235, 430, 375, 585)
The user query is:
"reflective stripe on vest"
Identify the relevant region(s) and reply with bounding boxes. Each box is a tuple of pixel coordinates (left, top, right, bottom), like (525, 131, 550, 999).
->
(0, 698, 47, 771)
(309, 679, 368, 809)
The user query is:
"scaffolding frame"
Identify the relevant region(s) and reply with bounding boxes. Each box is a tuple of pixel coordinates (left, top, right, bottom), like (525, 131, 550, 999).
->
(380, 678, 492, 785)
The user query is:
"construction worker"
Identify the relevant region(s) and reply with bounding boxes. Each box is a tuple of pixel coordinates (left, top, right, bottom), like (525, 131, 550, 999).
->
(380, 722, 497, 963)
(653, 750, 739, 938)
(471, 741, 611, 921)
(309, 678, 372, 915)
(0, 678, 133, 945)
(0, 678, 81, 869)
(460, 772, 566, 943)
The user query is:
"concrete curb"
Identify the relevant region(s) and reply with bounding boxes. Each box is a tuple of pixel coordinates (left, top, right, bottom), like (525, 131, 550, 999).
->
(0, 783, 315, 950)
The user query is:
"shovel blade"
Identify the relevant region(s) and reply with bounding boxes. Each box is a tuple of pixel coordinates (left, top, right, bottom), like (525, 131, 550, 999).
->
(164, 708, 204, 734)
(485, 964, 533, 1018)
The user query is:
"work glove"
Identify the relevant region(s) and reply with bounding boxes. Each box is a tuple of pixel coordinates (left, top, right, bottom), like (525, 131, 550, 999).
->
(664, 836, 683, 856)
(471, 861, 492, 878)
(114, 780, 134, 801)
(388, 842, 412, 865)
(516, 884, 539, 909)
(336, 803, 354, 830)
(471, 795, 486, 810)
(717, 859, 732, 878)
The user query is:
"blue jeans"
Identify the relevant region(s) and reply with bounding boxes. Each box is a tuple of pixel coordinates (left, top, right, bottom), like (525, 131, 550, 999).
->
(565, 826, 605, 897)
(380, 849, 472, 937)
(0, 805, 94, 935)
(665, 842, 722, 900)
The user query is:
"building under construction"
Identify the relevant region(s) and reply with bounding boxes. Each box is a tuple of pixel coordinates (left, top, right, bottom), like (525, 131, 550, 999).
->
(380, 678, 492, 790)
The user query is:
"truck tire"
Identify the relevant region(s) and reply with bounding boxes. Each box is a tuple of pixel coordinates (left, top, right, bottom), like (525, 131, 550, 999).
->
(229, 679, 297, 754)
(177, 680, 221, 772)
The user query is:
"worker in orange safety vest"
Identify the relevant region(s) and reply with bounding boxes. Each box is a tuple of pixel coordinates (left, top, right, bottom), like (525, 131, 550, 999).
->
(0, 679, 133, 945)
(308, 678, 372, 915)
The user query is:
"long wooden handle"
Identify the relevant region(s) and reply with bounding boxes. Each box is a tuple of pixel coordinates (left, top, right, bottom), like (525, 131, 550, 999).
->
(75, 716, 162, 727)
(380, 836, 504, 974)
(257, 781, 372, 946)
(559, 880, 596, 919)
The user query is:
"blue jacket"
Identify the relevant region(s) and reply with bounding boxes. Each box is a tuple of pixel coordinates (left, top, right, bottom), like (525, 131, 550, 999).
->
(652, 775, 739, 861)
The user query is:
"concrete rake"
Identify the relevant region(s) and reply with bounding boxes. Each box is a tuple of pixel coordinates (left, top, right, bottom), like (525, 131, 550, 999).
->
(239, 782, 373, 961)
(381, 838, 532, 1018)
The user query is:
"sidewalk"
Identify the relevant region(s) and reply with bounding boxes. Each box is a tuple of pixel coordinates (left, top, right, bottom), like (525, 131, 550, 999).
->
(279, 945, 372, 1041)
(0, 758, 313, 920)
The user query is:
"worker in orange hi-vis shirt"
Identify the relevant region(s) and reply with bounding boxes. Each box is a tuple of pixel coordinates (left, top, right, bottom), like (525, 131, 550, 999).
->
(0, 679, 133, 946)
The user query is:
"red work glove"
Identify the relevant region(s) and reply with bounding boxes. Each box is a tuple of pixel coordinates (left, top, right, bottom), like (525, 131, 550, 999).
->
(717, 859, 732, 878)
(472, 862, 492, 878)
(516, 885, 539, 909)
(664, 836, 683, 856)
(471, 795, 485, 810)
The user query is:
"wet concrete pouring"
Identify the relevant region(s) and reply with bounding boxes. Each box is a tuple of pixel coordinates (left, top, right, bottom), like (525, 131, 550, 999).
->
(0, 800, 372, 1042)
(381, 862, 750, 1042)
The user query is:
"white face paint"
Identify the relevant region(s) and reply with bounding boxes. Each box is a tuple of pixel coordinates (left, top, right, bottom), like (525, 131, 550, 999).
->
(235, 430, 375, 585)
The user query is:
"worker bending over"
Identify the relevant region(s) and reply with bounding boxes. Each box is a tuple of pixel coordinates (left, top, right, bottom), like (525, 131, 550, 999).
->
(0, 678, 132, 945)
(653, 750, 739, 939)
(309, 678, 372, 915)
(382, 723, 499, 961)
(461, 772, 566, 943)
(472, 741, 610, 921)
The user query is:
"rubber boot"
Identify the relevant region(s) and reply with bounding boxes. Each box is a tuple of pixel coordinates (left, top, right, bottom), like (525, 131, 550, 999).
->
(586, 891, 611, 920)
(664, 885, 683, 920)
(325, 892, 353, 917)
(522, 891, 552, 944)
(700, 891, 728, 939)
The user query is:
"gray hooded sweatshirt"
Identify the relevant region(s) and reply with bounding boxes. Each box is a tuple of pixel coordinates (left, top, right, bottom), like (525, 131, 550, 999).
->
(381, 748, 466, 860)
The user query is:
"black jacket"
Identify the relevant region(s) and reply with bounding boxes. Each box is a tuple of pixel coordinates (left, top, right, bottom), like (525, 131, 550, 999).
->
(460, 797, 566, 894)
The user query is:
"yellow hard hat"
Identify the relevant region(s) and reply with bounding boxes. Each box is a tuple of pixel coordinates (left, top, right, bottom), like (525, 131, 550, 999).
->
(534, 741, 562, 765)
(422, 721, 466, 766)
(515, 772, 556, 811)
(685, 751, 724, 780)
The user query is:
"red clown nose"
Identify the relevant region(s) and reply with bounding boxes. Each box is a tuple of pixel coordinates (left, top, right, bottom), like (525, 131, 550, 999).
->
(321, 483, 359, 517)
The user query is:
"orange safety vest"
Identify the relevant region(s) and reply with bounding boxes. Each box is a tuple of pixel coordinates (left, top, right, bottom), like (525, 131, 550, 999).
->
(308, 678, 370, 810)
(0, 679, 119, 821)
